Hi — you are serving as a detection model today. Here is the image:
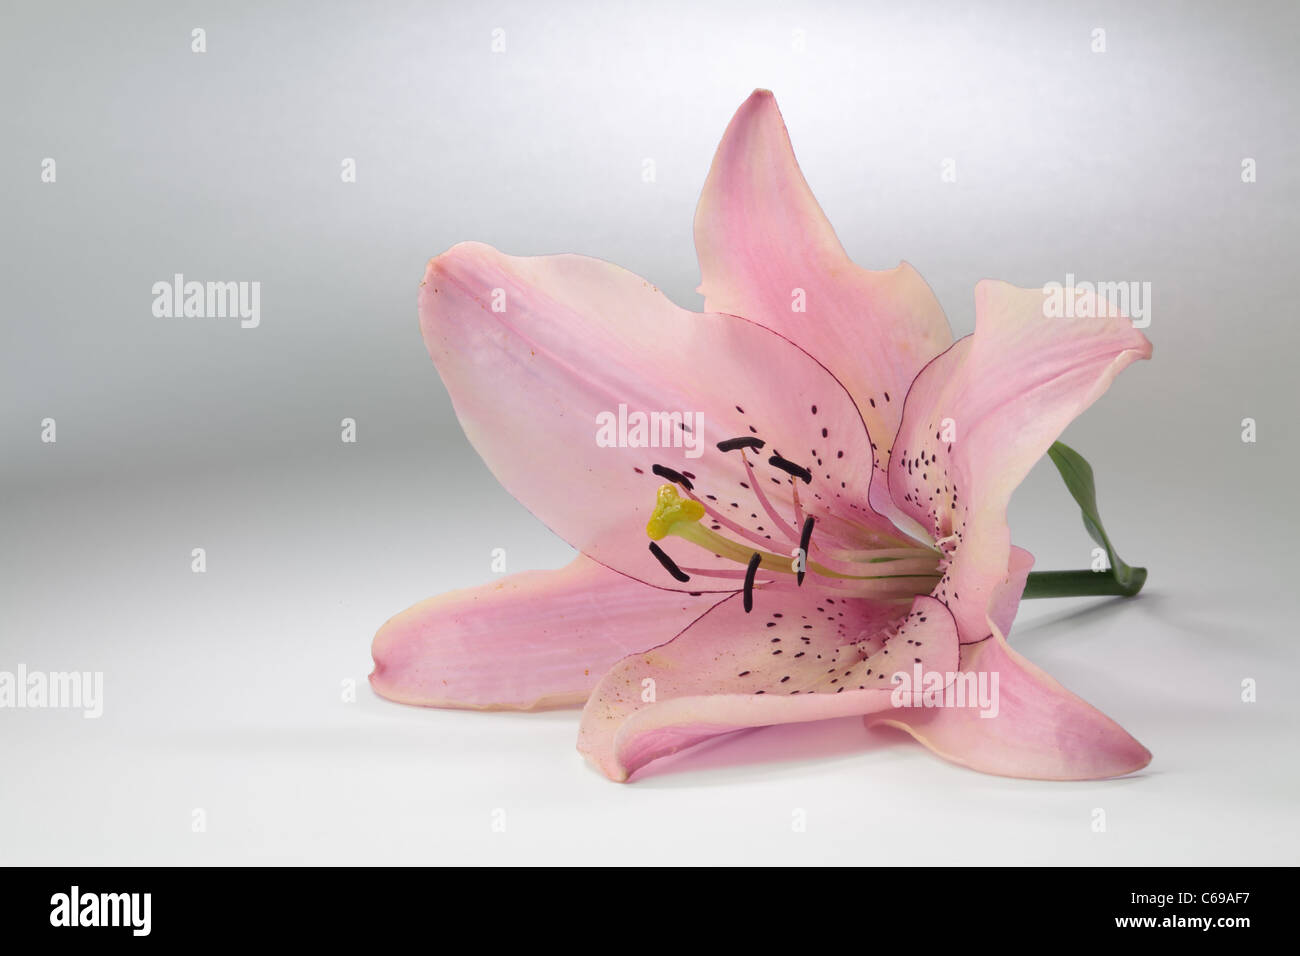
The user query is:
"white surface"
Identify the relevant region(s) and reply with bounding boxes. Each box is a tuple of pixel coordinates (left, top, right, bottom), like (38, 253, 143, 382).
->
(3, 452, 1295, 866)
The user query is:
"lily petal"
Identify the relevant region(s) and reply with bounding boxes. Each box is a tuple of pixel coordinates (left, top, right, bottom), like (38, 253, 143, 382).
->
(578, 593, 958, 781)
(989, 546, 1036, 637)
(889, 281, 1152, 642)
(370, 554, 719, 710)
(694, 90, 954, 508)
(421, 241, 898, 591)
(866, 624, 1152, 780)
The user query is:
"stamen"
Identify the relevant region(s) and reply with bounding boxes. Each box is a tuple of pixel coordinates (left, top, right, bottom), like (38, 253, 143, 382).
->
(717, 436, 766, 453)
(641, 470, 942, 601)
(791, 481, 808, 548)
(648, 541, 690, 583)
(684, 487, 778, 551)
(739, 575, 930, 601)
(768, 454, 812, 484)
(797, 516, 815, 586)
(743, 552, 761, 612)
(738, 451, 800, 543)
(675, 566, 763, 579)
(651, 464, 693, 490)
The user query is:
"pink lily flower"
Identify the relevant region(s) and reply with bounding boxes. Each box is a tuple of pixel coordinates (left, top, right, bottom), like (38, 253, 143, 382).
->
(371, 90, 1153, 782)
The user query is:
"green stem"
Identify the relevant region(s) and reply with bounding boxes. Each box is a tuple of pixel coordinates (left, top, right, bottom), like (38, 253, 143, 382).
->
(1022, 568, 1147, 599)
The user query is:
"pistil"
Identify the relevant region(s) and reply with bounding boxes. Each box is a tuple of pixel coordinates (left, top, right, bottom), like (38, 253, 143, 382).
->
(645, 484, 941, 607)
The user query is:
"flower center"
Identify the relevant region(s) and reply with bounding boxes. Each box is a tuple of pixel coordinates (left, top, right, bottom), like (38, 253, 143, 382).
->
(643, 439, 943, 613)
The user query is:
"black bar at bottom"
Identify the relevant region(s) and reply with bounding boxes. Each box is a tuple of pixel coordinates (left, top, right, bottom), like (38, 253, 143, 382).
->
(1, 865, 1286, 942)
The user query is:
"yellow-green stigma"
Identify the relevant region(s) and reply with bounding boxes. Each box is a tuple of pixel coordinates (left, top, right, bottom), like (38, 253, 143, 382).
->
(646, 484, 706, 540)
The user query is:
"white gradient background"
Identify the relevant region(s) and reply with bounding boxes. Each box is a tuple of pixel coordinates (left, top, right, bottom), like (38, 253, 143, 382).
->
(2, 0, 1297, 865)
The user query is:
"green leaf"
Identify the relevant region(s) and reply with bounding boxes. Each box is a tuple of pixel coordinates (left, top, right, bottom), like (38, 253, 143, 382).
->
(1043, 441, 1146, 596)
